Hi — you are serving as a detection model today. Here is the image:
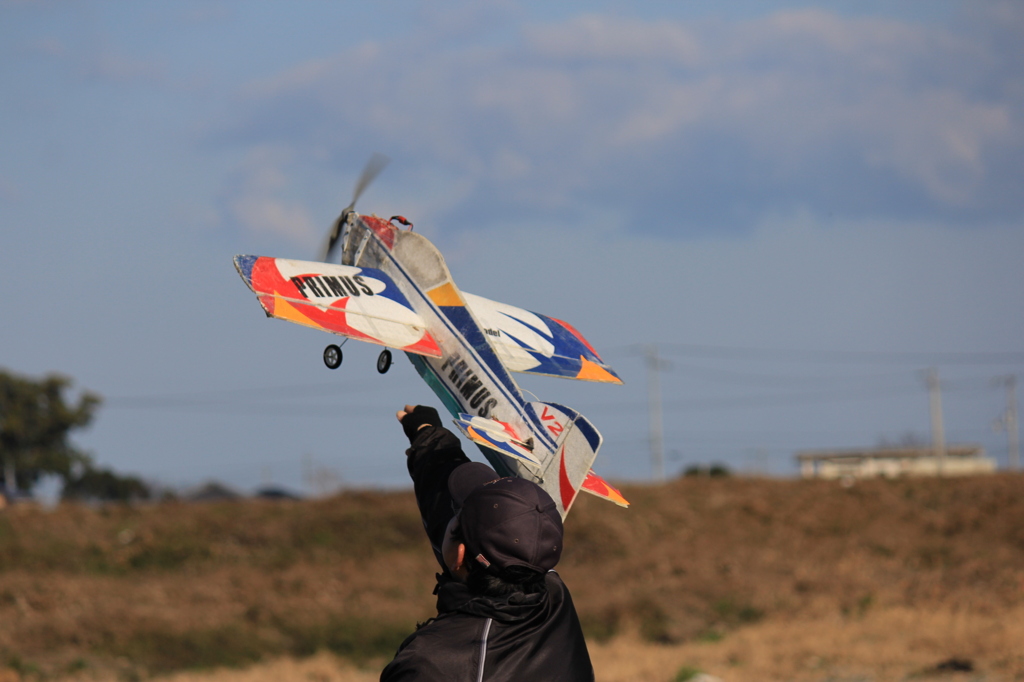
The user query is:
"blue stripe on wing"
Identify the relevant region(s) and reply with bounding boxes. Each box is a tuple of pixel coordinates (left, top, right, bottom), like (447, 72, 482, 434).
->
(353, 267, 416, 308)
(496, 310, 621, 381)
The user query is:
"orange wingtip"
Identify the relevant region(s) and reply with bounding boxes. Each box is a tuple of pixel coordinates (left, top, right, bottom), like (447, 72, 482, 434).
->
(581, 471, 629, 507)
(575, 356, 623, 384)
(268, 294, 315, 326)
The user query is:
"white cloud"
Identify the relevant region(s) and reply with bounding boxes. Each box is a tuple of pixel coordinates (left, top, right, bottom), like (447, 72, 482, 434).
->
(221, 147, 318, 244)
(739, 9, 931, 58)
(212, 5, 1024, 242)
(526, 13, 701, 65)
(860, 89, 1011, 205)
(449, 209, 1024, 361)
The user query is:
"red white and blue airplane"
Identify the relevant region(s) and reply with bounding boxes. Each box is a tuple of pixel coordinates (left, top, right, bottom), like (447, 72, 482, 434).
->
(234, 157, 627, 517)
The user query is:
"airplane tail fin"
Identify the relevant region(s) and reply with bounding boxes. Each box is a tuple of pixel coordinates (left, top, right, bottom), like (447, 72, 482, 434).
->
(451, 402, 616, 518)
(526, 401, 603, 517)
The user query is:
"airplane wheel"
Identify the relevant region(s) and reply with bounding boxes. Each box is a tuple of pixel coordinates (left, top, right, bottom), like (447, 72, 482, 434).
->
(377, 349, 393, 374)
(324, 344, 343, 369)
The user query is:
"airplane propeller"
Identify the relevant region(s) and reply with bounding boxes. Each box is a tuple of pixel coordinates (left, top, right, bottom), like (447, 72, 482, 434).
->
(320, 153, 390, 263)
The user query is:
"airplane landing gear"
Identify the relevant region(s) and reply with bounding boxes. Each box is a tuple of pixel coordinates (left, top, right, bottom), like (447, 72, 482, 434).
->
(377, 349, 393, 374)
(324, 344, 343, 369)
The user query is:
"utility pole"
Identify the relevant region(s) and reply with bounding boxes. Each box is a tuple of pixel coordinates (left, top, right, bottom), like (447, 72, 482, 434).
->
(995, 375, 1019, 470)
(2, 457, 13, 497)
(926, 368, 946, 475)
(644, 345, 667, 482)
(0, 403, 11, 497)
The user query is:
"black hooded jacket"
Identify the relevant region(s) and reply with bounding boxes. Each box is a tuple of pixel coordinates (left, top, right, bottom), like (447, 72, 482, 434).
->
(380, 425, 594, 682)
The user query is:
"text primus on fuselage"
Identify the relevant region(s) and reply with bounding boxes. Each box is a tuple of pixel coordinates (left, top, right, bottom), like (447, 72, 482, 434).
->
(291, 275, 374, 299)
(441, 352, 498, 418)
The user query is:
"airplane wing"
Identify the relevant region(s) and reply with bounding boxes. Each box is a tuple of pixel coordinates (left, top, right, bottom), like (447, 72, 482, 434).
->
(581, 470, 630, 507)
(462, 293, 622, 384)
(234, 255, 441, 357)
(452, 413, 543, 471)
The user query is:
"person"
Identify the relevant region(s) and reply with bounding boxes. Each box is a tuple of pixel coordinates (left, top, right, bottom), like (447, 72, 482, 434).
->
(381, 405, 594, 682)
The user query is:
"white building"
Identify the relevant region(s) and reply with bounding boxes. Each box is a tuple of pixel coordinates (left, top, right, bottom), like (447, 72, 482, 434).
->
(796, 445, 996, 479)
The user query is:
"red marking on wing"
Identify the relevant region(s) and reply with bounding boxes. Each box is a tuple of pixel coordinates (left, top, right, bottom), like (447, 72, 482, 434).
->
(581, 472, 610, 496)
(258, 294, 277, 315)
(252, 256, 294, 296)
(558, 448, 577, 511)
(251, 258, 374, 343)
(582, 471, 629, 507)
(400, 332, 442, 356)
(319, 297, 376, 342)
(549, 317, 600, 358)
(247, 256, 441, 356)
(489, 419, 520, 440)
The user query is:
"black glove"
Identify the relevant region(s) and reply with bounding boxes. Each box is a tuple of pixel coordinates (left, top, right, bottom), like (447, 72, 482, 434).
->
(401, 405, 443, 443)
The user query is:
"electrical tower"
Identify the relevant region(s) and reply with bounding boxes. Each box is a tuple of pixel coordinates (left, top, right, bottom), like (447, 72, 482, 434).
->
(995, 375, 1019, 470)
(926, 368, 946, 475)
(643, 345, 669, 482)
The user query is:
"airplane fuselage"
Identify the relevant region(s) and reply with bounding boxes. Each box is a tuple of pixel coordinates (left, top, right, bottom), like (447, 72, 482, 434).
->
(234, 210, 616, 516)
(336, 214, 597, 512)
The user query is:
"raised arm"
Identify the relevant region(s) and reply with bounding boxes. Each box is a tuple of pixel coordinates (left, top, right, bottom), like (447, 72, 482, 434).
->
(397, 405, 470, 569)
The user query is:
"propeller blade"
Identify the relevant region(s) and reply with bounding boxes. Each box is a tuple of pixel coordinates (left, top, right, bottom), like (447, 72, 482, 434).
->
(319, 215, 344, 263)
(352, 152, 390, 208)
(320, 153, 391, 263)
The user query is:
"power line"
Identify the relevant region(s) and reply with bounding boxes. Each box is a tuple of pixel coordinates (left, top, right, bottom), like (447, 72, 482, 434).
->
(609, 342, 1024, 365)
(580, 383, 956, 413)
(103, 402, 389, 418)
(102, 369, 1008, 419)
(662, 362, 918, 389)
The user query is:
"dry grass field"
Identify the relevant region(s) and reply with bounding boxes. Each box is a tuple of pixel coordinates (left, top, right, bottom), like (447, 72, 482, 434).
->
(2, 473, 1023, 681)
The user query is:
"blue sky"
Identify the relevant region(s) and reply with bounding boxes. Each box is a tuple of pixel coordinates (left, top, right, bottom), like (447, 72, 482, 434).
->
(2, 1, 1022, 495)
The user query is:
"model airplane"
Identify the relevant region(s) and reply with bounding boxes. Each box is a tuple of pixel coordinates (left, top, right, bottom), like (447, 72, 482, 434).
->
(233, 156, 628, 517)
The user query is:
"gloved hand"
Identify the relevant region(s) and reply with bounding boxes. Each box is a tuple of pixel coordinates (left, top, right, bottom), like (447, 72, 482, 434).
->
(398, 404, 443, 443)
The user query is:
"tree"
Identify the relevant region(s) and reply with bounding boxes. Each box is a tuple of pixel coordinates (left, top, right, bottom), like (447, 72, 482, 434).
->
(61, 465, 151, 502)
(682, 463, 732, 478)
(0, 369, 101, 494)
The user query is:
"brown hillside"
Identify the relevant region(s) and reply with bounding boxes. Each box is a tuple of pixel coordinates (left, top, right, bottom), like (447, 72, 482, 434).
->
(1, 474, 1023, 681)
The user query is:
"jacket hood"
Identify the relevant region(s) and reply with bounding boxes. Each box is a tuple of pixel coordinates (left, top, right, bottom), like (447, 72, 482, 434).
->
(435, 574, 548, 625)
